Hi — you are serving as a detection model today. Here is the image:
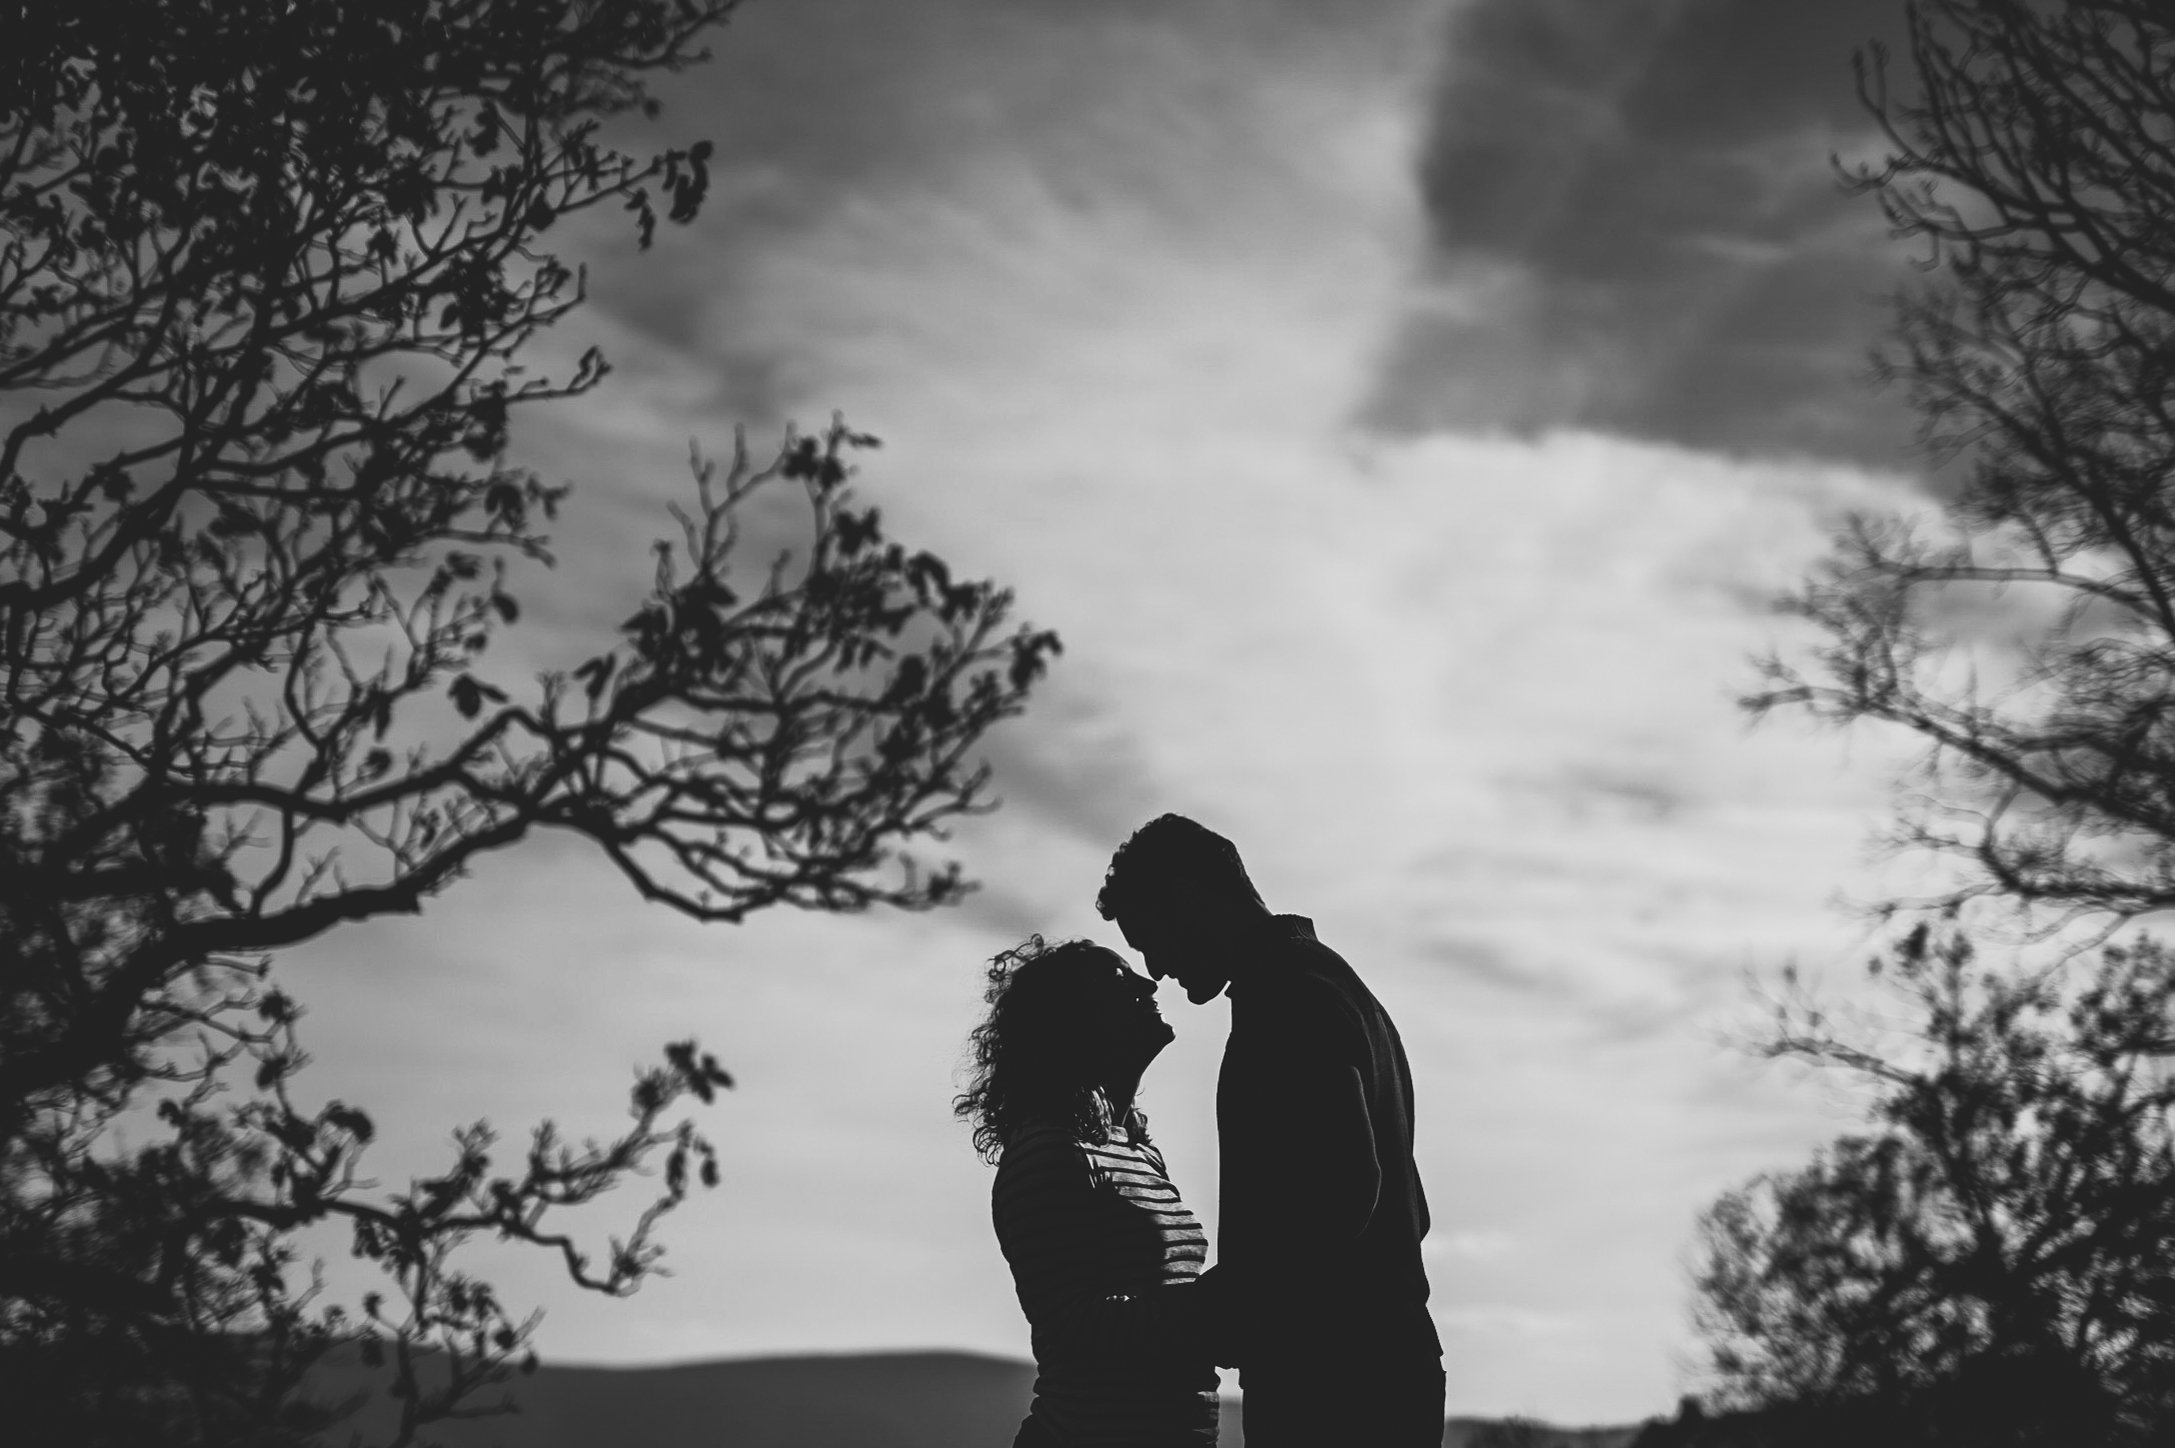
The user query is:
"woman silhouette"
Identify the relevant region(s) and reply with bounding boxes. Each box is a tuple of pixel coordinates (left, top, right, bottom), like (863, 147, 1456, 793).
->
(957, 936, 1219, 1447)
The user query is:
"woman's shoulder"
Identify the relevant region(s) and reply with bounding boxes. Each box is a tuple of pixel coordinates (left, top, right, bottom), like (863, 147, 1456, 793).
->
(991, 1126, 1097, 1221)
(996, 1122, 1168, 1186)
(1080, 1133, 1181, 1204)
(994, 1123, 1088, 1176)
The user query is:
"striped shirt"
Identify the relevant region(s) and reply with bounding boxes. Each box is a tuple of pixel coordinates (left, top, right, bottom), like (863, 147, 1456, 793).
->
(992, 1125, 1219, 1446)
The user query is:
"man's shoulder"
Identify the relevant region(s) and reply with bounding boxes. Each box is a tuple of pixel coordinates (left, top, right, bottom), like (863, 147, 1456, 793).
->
(1264, 919, 1377, 1012)
(1237, 920, 1380, 1050)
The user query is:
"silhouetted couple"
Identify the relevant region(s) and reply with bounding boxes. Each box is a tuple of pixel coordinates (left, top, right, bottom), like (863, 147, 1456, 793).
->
(957, 815, 1445, 1447)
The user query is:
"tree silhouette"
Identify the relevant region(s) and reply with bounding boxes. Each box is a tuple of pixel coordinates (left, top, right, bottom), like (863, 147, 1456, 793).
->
(0, 2, 1057, 1442)
(1690, 926, 2174, 1444)
(1704, 4, 2175, 1443)
(1753, 0, 2175, 923)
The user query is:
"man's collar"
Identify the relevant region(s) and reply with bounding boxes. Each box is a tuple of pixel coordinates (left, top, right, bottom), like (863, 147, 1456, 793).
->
(1227, 914, 1315, 1000)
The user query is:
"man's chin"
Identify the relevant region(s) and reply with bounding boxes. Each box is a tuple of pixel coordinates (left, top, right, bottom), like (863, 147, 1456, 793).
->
(1183, 978, 1229, 1004)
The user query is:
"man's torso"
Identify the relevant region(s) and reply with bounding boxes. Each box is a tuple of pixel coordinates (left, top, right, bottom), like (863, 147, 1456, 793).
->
(1216, 916, 1441, 1366)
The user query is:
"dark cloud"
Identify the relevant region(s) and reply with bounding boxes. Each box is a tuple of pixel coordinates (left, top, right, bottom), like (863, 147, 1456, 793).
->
(574, 0, 1435, 433)
(1580, 998, 1692, 1047)
(952, 881, 1065, 946)
(1418, 935, 1709, 1049)
(659, 0, 1431, 191)
(1367, 0, 1921, 467)
(974, 679, 1162, 855)
(1550, 764, 1691, 824)
(1419, 934, 1577, 997)
(577, 0, 1931, 467)
(559, 0, 1040, 429)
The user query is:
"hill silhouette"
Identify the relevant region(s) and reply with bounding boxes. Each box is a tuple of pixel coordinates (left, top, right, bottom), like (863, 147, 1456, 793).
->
(1445, 1420, 1645, 1448)
(309, 1348, 1643, 1447)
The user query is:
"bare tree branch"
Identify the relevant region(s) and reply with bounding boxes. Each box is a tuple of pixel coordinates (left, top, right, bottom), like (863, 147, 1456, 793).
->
(0, 5, 1057, 1444)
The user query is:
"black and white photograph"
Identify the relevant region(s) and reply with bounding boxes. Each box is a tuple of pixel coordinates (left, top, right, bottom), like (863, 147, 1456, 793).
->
(5, 1, 2173, 1445)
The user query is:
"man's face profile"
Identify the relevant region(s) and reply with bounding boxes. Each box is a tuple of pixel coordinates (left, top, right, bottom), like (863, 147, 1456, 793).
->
(1119, 906, 1233, 1005)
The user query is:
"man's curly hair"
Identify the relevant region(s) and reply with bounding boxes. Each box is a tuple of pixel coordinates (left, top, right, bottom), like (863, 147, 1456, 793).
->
(955, 935, 1146, 1163)
(1095, 813, 1264, 925)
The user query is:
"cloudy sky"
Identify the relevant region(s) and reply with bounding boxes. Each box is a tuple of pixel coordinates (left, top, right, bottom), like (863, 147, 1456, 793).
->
(284, 0, 1950, 1425)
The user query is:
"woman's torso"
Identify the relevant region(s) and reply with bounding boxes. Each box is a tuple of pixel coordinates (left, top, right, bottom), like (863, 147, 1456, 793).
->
(992, 1126, 1218, 1446)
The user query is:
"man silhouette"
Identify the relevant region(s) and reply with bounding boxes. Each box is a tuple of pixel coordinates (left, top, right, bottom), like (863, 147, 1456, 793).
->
(1097, 815, 1445, 1446)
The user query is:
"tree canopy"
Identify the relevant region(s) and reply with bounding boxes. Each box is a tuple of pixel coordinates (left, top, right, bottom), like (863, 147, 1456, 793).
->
(0, 2, 1057, 1442)
(1693, 926, 2175, 1443)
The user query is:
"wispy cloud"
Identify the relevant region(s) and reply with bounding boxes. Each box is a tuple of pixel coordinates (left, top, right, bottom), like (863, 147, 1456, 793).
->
(1370, 0, 1916, 463)
(278, 0, 1938, 1423)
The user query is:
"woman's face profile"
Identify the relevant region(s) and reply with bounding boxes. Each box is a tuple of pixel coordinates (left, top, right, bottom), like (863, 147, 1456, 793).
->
(1074, 947, 1174, 1074)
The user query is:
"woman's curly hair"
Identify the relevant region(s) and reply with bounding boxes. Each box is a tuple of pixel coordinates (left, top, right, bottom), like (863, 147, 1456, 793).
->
(955, 935, 1147, 1163)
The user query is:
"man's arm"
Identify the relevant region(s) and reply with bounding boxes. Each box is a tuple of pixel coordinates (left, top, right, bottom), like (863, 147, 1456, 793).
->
(1233, 990, 1383, 1248)
(1199, 1044, 1381, 1365)
(1281, 1059, 1383, 1243)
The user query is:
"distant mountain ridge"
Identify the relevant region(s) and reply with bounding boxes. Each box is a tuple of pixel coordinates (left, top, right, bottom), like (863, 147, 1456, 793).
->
(314, 1350, 1042, 1448)
(1444, 1417, 1647, 1448)
(310, 1348, 1643, 1448)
